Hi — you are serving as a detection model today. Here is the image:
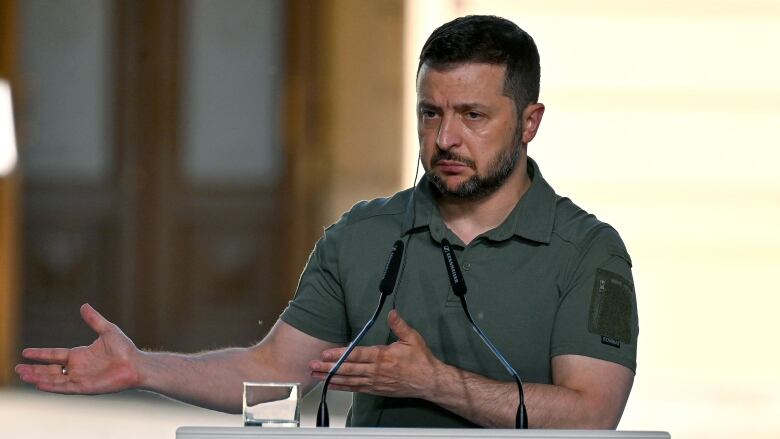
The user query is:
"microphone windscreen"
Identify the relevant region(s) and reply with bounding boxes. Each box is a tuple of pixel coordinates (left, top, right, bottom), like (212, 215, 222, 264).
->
(441, 239, 467, 297)
(379, 240, 405, 295)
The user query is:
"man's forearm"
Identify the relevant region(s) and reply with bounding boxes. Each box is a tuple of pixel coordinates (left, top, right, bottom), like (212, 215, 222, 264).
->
(136, 347, 266, 414)
(427, 363, 624, 429)
(134, 322, 331, 414)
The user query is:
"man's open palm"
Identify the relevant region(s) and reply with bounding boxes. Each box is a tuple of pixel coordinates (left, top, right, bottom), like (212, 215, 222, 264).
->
(15, 304, 140, 395)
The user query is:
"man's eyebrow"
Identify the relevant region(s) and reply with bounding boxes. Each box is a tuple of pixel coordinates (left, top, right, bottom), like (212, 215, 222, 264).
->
(453, 102, 489, 112)
(417, 101, 490, 111)
(417, 100, 439, 110)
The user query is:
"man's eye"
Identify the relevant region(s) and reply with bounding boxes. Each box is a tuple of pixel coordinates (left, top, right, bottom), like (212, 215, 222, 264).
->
(421, 110, 437, 118)
(465, 112, 482, 120)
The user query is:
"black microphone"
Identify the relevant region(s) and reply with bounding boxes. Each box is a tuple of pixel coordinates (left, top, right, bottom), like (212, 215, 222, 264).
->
(316, 240, 405, 427)
(440, 239, 528, 429)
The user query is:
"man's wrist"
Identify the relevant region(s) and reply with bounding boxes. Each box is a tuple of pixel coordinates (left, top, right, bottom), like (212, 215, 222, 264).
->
(134, 349, 161, 391)
(423, 359, 458, 406)
(419, 362, 521, 428)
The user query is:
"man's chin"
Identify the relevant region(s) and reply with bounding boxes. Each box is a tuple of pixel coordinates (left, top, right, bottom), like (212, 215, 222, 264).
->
(428, 173, 474, 197)
(433, 171, 471, 186)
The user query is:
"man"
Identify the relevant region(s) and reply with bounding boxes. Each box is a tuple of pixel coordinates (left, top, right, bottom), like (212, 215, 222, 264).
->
(15, 15, 638, 429)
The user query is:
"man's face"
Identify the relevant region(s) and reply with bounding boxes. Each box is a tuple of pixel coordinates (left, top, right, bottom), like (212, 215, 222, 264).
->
(417, 62, 522, 200)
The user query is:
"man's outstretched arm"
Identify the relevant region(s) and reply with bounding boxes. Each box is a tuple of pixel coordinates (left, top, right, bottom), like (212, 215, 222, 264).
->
(16, 304, 338, 414)
(310, 309, 633, 428)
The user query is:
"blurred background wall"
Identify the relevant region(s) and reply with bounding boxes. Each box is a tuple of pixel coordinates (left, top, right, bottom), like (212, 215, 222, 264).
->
(0, 0, 778, 438)
(402, 2, 780, 438)
(2, 0, 403, 358)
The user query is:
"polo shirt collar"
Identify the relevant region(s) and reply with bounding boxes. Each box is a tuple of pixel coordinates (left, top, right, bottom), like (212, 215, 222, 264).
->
(401, 157, 558, 245)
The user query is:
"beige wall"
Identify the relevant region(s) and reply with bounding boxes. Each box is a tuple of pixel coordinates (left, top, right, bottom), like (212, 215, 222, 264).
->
(283, 0, 405, 294)
(405, 1, 780, 437)
(319, 0, 405, 223)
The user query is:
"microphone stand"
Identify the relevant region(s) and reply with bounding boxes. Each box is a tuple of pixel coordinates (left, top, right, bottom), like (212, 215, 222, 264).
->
(316, 240, 405, 427)
(441, 239, 528, 429)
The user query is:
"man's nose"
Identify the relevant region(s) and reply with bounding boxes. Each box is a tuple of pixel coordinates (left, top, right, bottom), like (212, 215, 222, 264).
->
(436, 115, 461, 150)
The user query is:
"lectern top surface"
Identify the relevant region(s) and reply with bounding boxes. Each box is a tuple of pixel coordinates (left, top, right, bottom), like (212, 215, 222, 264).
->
(177, 426, 670, 439)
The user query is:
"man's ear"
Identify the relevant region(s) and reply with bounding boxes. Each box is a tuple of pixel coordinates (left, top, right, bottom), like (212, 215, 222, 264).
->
(521, 103, 545, 144)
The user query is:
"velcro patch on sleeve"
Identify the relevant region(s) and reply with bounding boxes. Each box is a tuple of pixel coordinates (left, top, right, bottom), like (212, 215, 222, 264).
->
(588, 268, 634, 345)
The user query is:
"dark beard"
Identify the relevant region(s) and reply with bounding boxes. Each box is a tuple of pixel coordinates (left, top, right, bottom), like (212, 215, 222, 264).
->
(427, 141, 522, 201)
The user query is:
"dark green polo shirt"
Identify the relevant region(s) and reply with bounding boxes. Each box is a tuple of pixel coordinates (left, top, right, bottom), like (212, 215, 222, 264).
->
(280, 158, 638, 427)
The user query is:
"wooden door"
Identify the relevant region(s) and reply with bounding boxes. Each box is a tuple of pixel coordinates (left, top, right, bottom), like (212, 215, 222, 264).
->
(17, 0, 298, 353)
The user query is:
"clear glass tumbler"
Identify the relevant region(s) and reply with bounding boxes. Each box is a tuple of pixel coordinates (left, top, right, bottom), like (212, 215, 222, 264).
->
(243, 382, 301, 427)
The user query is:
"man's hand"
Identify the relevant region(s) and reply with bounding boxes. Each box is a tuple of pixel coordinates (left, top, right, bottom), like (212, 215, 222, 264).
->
(309, 309, 443, 399)
(15, 303, 141, 395)
(309, 309, 634, 429)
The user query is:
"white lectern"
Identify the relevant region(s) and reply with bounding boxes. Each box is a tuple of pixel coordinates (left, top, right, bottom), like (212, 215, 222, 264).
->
(176, 427, 670, 439)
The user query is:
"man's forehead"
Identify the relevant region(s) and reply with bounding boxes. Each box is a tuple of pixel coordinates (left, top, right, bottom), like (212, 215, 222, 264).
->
(416, 62, 509, 100)
(417, 61, 506, 78)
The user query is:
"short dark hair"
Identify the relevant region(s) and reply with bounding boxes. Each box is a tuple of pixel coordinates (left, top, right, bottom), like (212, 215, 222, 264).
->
(418, 15, 541, 114)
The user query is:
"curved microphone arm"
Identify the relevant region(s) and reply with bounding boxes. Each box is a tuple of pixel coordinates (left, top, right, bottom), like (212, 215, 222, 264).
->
(316, 293, 388, 427)
(316, 240, 405, 427)
(457, 294, 528, 429)
(441, 238, 528, 429)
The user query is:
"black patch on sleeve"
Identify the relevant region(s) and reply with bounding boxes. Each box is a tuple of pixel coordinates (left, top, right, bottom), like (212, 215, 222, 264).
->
(601, 335, 621, 348)
(588, 268, 633, 344)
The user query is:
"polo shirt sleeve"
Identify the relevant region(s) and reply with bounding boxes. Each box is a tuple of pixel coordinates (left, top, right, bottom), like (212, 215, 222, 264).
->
(279, 216, 351, 345)
(550, 225, 639, 373)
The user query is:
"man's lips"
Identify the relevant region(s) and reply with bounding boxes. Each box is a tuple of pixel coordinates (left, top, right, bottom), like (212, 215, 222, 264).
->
(435, 160, 472, 174)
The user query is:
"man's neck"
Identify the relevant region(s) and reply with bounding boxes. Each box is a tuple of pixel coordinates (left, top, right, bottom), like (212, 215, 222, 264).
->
(436, 159, 532, 246)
